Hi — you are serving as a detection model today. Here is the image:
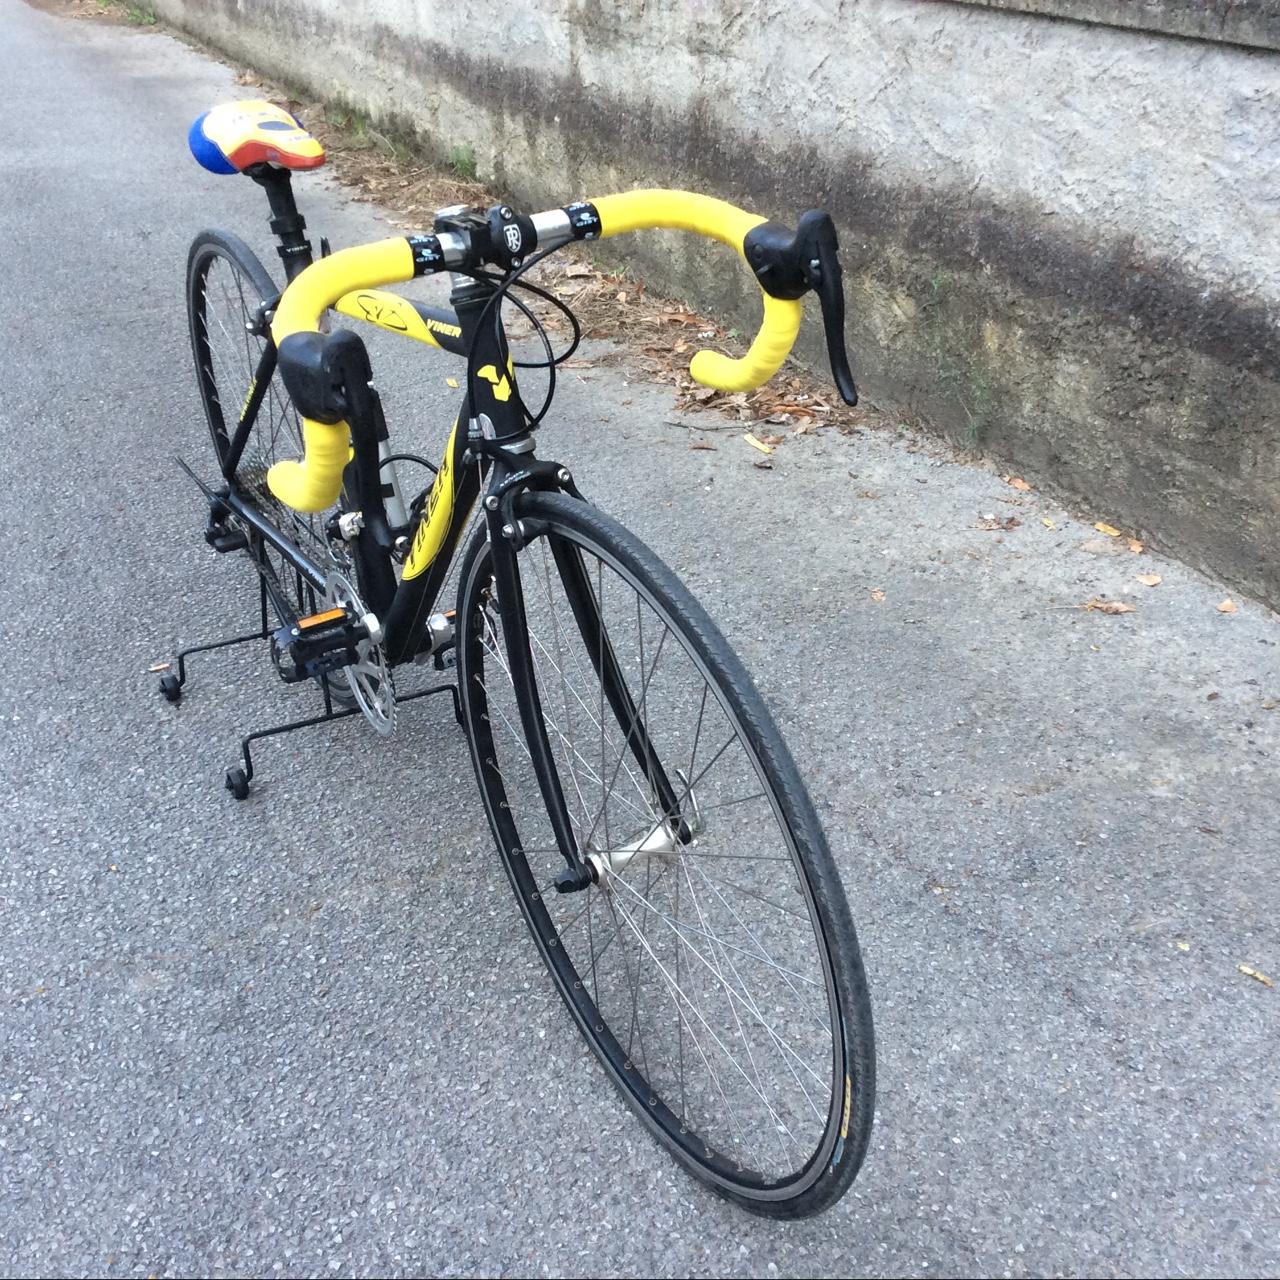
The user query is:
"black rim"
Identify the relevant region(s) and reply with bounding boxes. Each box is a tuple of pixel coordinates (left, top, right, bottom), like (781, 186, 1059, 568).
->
(458, 506, 854, 1204)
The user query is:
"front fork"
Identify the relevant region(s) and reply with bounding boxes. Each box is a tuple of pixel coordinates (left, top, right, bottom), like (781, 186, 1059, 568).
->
(480, 446, 689, 893)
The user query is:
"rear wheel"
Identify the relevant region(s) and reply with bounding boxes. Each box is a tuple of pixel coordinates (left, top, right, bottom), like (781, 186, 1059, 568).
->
(456, 493, 875, 1217)
(185, 230, 336, 629)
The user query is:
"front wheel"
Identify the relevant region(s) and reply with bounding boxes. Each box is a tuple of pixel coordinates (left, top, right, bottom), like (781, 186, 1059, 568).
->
(455, 493, 875, 1217)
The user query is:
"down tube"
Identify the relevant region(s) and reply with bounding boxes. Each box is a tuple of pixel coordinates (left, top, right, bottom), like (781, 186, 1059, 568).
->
(382, 414, 480, 665)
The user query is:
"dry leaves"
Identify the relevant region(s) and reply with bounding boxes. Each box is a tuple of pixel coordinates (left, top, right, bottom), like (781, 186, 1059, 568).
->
(1041, 517, 1056, 530)
(870, 588, 886, 603)
(1135, 573, 1163, 587)
(1081, 597, 1137, 615)
(1238, 964, 1275, 989)
(147, 661, 171, 673)
(1090, 523, 1143, 552)
(1217, 598, 1238, 614)
(62, 0, 153, 25)
(742, 432, 774, 455)
(1005, 477, 1032, 492)
(975, 515, 1021, 532)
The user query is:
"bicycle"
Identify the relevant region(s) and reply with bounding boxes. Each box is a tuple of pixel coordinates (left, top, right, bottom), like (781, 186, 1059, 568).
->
(172, 99, 875, 1218)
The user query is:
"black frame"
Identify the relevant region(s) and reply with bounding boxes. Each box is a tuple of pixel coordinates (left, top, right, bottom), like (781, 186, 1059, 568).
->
(200, 173, 680, 891)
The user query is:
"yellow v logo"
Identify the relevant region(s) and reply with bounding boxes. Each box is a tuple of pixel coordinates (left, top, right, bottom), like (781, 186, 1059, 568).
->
(476, 364, 512, 402)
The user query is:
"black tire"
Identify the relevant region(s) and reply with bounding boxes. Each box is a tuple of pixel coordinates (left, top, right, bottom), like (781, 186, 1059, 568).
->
(185, 231, 334, 632)
(456, 493, 874, 1218)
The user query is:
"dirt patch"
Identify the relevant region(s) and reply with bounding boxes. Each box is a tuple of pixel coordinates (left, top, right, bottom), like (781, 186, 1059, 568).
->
(22, 0, 150, 24)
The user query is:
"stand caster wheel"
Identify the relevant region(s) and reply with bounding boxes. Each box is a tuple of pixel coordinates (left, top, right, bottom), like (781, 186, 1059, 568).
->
(225, 767, 250, 801)
(159, 673, 182, 703)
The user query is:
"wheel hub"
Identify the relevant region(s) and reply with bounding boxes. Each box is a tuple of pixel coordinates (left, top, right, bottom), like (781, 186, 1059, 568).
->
(585, 770, 704, 881)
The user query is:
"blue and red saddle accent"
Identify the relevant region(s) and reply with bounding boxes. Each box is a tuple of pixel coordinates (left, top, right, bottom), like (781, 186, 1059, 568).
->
(189, 99, 326, 175)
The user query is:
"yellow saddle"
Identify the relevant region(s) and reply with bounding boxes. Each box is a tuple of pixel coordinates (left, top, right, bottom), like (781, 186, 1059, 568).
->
(189, 99, 325, 175)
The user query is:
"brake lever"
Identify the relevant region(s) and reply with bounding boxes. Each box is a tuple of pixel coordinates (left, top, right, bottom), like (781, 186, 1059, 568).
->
(795, 212, 858, 406)
(744, 211, 858, 406)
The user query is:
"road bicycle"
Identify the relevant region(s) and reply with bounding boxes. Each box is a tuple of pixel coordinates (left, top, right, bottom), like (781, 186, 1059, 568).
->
(168, 99, 874, 1217)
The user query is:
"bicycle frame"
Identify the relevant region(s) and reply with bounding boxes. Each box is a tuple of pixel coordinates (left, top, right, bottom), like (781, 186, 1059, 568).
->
(206, 193, 687, 889)
(218, 269, 506, 665)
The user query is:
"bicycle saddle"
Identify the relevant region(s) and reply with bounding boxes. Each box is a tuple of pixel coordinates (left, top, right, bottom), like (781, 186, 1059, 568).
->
(188, 99, 325, 175)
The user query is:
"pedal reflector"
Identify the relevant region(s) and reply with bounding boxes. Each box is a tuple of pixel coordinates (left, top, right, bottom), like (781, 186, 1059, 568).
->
(297, 607, 346, 629)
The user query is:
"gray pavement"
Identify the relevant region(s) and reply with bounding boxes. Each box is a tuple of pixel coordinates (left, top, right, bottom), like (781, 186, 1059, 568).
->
(2, 4, 1278, 1277)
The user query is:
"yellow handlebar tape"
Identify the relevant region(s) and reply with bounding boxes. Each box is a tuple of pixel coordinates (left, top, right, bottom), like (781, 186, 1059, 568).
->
(590, 190, 804, 394)
(266, 238, 416, 512)
(264, 195, 804, 516)
(591, 190, 765, 248)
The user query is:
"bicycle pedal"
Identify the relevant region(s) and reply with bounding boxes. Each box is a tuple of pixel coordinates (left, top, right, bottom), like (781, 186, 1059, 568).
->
(270, 615, 361, 684)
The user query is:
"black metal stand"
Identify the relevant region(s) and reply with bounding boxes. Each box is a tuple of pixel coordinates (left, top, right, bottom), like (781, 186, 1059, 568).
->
(159, 576, 271, 703)
(157, 575, 461, 800)
(225, 682, 460, 799)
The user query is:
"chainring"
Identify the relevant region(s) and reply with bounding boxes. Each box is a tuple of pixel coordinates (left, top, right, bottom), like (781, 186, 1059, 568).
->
(324, 568, 396, 736)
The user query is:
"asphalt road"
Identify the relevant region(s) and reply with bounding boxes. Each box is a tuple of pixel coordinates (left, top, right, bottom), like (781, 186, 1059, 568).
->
(3, 5, 1278, 1277)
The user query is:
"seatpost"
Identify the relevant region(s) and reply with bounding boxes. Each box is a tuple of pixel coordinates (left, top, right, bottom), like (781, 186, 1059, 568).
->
(249, 165, 314, 282)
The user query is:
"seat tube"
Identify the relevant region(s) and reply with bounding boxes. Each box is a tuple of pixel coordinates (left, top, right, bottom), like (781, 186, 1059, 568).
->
(251, 166, 314, 282)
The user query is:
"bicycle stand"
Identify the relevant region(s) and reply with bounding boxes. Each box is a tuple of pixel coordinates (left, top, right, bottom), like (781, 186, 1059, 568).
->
(155, 575, 462, 800)
(158, 575, 272, 703)
(224, 681, 461, 800)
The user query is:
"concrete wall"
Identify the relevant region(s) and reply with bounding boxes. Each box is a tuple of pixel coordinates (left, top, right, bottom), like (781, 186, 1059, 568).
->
(156, 0, 1280, 605)
(962, 0, 1280, 50)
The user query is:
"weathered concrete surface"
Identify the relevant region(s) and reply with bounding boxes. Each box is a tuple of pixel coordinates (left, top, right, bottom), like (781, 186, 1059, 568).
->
(4, 5, 1280, 1275)
(150, 0, 1280, 611)
(960, 0, 1280, 51)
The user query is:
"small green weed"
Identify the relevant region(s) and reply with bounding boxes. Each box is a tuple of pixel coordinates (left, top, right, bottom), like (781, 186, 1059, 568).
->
(446, 143, 477, 181)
